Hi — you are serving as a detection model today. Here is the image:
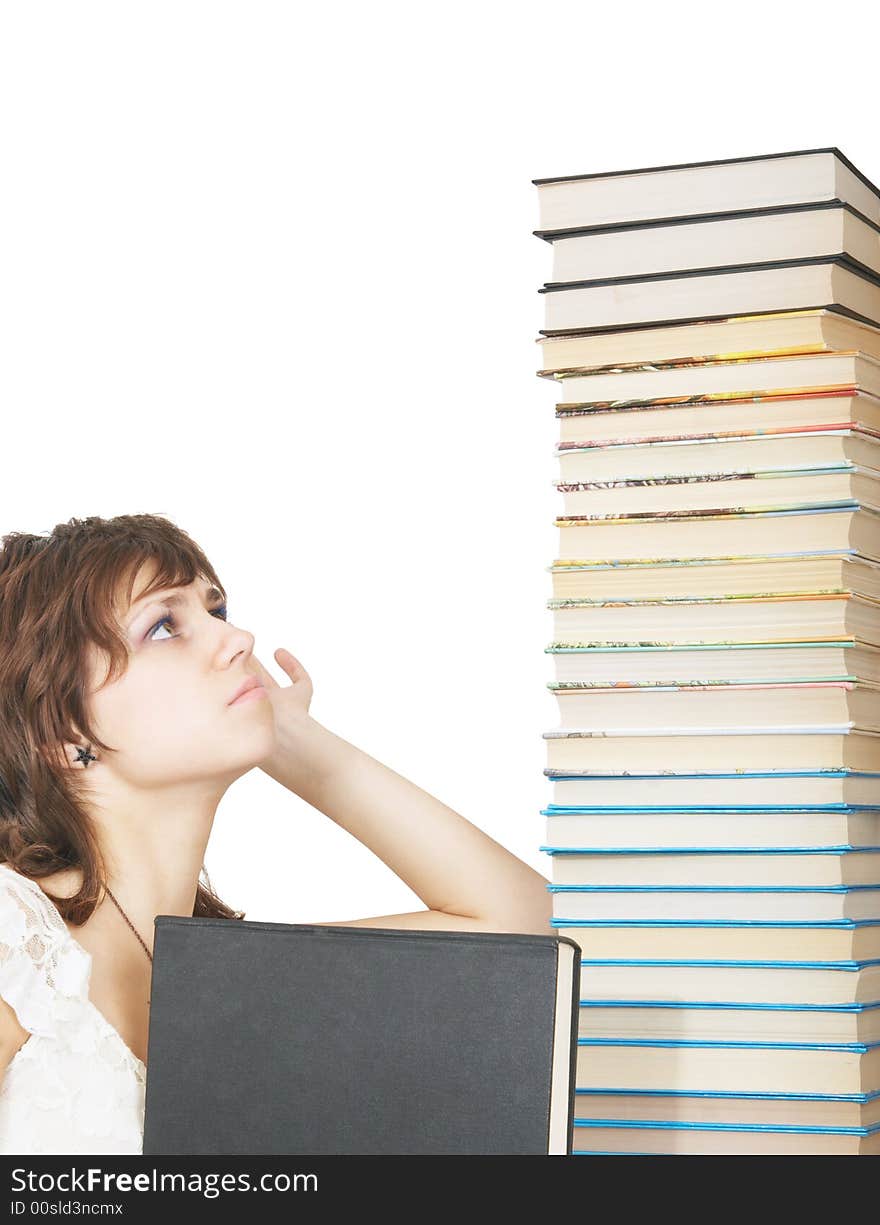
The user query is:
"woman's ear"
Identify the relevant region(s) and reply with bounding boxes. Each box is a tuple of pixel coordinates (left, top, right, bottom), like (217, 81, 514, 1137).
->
(69, 744, 99, 769)
(41, 736, 98, 774)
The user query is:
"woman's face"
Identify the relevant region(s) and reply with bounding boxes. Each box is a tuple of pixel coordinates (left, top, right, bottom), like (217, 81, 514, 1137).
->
(81, 565, 276, 789)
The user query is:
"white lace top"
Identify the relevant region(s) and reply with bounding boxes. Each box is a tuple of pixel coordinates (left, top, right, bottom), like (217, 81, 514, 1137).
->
(0, 863, 146, 1155)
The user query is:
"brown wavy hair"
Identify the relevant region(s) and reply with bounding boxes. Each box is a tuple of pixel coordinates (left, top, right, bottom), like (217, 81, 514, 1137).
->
(0, 512, 246, 925)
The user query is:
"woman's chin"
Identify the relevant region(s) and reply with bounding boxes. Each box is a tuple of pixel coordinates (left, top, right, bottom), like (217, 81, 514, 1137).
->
(243, 722, 279, 766)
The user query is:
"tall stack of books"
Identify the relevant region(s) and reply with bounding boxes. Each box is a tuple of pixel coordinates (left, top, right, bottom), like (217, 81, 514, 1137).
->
(533, 148, 880, 1155)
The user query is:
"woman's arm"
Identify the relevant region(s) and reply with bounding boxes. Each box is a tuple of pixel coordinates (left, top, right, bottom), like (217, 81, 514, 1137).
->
(260, 710, 553, 937)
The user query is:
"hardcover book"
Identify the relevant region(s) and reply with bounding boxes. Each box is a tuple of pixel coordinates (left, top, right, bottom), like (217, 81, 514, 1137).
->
(534, 148, 880, 1151)
(142, 917, 580, 1156)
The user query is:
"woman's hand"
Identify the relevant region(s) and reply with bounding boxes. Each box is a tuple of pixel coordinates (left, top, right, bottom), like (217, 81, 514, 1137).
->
(250, 651, 333, 793)
(250, 647, 313, 722)
(248, 648, 315, 780)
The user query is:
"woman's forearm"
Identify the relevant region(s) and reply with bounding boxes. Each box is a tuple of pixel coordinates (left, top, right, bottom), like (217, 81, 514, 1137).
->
(261, 712, 552, 934)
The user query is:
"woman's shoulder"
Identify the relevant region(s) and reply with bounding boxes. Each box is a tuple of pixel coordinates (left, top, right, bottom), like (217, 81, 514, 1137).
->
(0, 864, 82, 987)
(0, 864, 67, 944)
(0, 863, 91, 1041)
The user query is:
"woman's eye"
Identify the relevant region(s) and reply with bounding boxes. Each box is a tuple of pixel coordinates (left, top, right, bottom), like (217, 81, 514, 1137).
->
(148, 605, 228, 642)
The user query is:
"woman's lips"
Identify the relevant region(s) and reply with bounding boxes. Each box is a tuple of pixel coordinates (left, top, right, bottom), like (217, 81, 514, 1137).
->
(229, 684, 267, 706)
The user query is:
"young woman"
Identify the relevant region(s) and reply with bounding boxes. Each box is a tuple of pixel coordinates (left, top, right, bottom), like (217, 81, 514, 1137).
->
(0, 513, 551, 1155)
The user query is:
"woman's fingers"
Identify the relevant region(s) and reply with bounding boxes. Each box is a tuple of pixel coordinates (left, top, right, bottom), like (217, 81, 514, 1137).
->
(250, 649, 312, 712)
(250, 653, 282, 690)
(274, 647, 307, 680)
(274, 648, 313, 709)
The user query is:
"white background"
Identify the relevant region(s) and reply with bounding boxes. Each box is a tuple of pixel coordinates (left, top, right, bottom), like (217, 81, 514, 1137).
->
(1, 1, 878, 923)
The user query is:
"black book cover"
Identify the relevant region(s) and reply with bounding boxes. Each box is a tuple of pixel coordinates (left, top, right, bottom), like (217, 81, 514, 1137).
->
(532, 147, 877, 197)
(142, 917, 580, 1155)
(533, 198, 880, 243)
(537, 249, 880, 339)
(539, 252, 880, 294)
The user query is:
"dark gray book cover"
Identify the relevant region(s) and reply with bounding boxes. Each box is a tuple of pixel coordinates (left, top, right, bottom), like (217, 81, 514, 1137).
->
(142, 917, 580, 1155)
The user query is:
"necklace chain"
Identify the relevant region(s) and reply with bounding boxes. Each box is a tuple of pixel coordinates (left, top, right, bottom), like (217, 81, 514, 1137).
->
(104, 885, 153, 963)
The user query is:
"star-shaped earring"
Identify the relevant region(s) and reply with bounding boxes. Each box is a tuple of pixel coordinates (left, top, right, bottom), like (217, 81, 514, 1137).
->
(75, 745, 97, 767)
